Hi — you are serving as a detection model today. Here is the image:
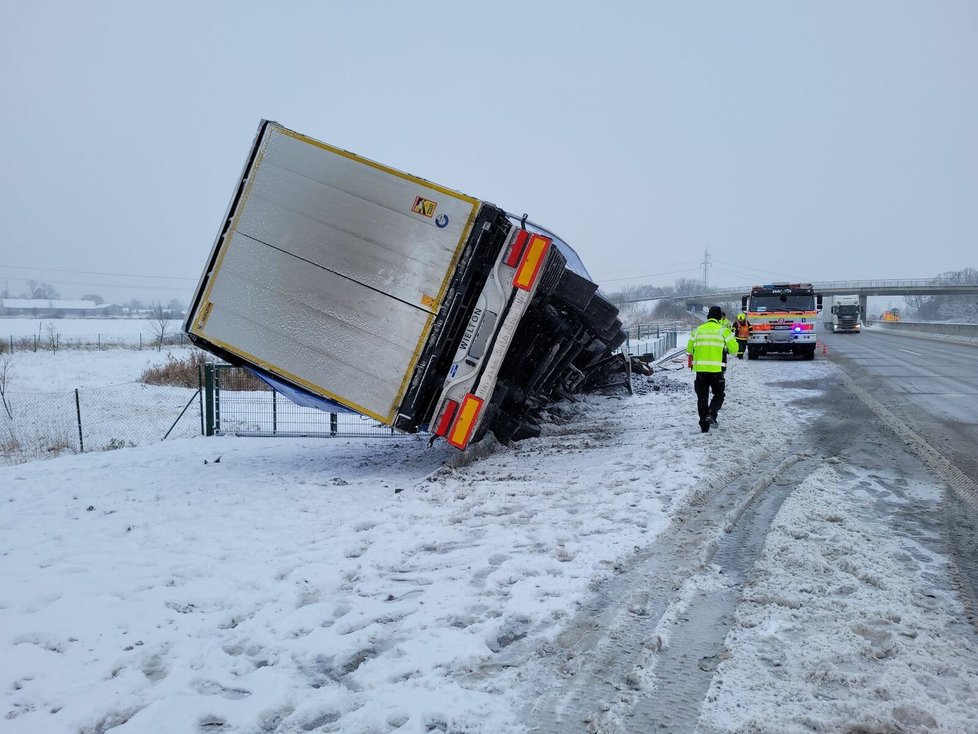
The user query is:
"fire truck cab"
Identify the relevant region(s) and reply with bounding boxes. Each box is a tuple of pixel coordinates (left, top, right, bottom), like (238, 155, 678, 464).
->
(741, 283, 823, 360)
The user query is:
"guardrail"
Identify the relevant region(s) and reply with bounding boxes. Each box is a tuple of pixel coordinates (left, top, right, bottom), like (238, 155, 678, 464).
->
(874, 321, 978, 339)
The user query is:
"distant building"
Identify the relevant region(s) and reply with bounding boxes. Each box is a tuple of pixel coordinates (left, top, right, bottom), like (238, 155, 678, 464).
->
(0, 299, 124, 318)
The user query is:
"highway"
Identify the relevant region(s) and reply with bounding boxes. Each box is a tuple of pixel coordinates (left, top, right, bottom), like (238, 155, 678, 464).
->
(822, 327, 978, 485)
(822, 326, 978, 637)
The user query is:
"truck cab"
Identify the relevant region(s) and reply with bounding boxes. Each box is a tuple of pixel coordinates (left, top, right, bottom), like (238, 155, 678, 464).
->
(830, 295, 862, 333)
(741, 283, 822, 360)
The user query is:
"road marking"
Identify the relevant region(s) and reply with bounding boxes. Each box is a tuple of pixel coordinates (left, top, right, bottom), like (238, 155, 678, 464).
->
(899, 348, 923, 356)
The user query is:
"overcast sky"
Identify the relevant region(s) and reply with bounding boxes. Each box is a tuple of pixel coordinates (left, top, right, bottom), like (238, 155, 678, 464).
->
(1, 0, 976, 305)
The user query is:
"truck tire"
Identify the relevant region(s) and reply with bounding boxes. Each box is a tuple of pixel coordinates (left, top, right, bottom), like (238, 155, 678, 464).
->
(552, 268, 598, 311)
(580, 294, 619, 334)
(747, 345, 759, 360)
(803, 345, 816, 360)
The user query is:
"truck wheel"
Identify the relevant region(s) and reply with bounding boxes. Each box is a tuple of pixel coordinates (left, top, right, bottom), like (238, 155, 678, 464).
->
(580, 293, 619, 334)
(803, 345, 816, 360)
(747, 345, 759, 360)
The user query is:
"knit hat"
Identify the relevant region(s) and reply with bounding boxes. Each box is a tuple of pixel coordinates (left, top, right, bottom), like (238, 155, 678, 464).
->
(707, 306, 723, 320)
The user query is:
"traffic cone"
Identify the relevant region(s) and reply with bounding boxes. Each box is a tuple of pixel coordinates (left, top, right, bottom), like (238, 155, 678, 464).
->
(821, 343, 828, 355)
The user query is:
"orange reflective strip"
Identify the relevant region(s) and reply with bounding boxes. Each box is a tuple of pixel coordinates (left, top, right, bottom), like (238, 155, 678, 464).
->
(513, 235, 551, 290)
(447, 394, 484, 448)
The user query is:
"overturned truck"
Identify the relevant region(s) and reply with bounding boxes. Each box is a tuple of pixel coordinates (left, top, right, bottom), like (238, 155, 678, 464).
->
(184, 121, 627, 449)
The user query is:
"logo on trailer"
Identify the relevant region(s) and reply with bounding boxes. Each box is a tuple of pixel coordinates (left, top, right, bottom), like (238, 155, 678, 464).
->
(412, 196, 437, 218)
(435, 214, 449, 228)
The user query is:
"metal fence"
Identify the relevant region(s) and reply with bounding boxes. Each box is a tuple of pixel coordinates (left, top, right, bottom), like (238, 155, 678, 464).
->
(624, 327, 679, 361)
(1, 332, 191, 354)
(1, 382, 202, 465)
(203, 364, 398, 438)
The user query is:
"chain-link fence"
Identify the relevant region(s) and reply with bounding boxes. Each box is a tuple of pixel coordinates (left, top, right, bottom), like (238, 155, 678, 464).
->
(205, 365, 398, 438)
(0, 382, 201, 465)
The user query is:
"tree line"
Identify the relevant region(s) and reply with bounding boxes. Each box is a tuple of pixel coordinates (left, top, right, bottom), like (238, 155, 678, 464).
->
(0, 281, 185, 318)
(905, 267, 978, 323)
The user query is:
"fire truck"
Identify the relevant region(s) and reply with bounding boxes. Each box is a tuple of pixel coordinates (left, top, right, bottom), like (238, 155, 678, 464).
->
(741, 283, 823, 360)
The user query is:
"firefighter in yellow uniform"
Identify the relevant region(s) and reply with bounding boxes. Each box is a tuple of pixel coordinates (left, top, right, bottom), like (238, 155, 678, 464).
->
(687, 306, 740, 433)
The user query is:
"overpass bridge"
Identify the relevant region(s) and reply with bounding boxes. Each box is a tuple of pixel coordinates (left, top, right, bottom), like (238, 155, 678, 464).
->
(617, 278, 978, 309)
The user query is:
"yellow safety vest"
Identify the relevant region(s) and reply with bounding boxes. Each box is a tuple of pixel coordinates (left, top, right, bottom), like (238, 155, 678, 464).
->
(687, 319, 739, 373)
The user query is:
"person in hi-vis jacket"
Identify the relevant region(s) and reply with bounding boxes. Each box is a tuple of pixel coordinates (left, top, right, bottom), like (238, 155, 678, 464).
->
(687, 306, 740, 433)
(734, 312, 752, 359)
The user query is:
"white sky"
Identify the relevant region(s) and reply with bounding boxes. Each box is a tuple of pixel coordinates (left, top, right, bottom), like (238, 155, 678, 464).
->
(1, 0, 976, 304)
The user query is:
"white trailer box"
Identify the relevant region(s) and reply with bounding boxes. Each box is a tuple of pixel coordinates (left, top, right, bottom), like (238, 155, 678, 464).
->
(186, 121, 627, 448)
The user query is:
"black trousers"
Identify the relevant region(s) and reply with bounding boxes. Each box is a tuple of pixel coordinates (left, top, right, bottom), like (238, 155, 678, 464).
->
(694, 372, 726, 421)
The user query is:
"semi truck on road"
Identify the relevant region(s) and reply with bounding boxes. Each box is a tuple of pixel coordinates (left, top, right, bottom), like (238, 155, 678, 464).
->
(184, 121, 627, 450)
(829, 294, 862, 333)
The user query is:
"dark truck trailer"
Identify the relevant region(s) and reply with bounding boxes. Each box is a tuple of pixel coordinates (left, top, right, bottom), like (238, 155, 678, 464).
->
(184, 121, 626, 449)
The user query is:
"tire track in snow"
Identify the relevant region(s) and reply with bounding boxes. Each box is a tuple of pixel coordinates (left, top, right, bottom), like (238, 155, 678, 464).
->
(522, 448, 813, 733)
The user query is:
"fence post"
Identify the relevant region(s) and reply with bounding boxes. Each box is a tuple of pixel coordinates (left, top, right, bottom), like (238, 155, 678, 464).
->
(8, 336, 12, 353)
(214, 365, 221, 434)
(203, 364, 216, 436)
(330, 413, 338, 436)
(163, 388, 202, 441)
(272, 390, 277, 435)
(74, 388, 84, 452)
(199, 365, 206, 436)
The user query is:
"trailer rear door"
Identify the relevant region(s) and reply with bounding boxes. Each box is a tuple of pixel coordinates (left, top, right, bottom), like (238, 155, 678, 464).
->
(187, 122, 481, 423)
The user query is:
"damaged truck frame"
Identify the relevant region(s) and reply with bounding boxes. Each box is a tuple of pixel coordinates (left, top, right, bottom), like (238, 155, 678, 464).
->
(184, 121, 627, 449)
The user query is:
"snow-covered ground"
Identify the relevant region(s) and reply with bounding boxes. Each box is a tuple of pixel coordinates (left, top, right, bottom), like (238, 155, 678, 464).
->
(1, 350, 976, 733)
(2, 347, 191, 394)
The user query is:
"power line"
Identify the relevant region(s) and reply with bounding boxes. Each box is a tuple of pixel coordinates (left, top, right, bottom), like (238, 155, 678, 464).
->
(711, 259, 794, 280)
(597, 266, 701, 284)
(0, 264, 197, 282)
(0, 276, 194, 292)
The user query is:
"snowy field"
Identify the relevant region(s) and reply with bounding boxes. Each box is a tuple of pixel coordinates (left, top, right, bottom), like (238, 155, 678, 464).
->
(2, 347, 192, 394)
(2, 350, 977, 732)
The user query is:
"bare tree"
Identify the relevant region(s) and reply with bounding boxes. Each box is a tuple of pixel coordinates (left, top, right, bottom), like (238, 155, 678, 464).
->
(28, 281, 60, 299)
(147, 301, 174, 351)
(44, 322, 58, 352)
(0, 355, 14, 420)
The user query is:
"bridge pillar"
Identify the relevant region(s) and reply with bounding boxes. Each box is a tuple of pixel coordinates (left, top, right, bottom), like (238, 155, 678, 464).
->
(859, 295, 868, 323)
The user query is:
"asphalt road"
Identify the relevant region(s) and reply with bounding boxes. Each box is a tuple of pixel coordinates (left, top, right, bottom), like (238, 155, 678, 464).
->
(822, 327, 978, 485)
